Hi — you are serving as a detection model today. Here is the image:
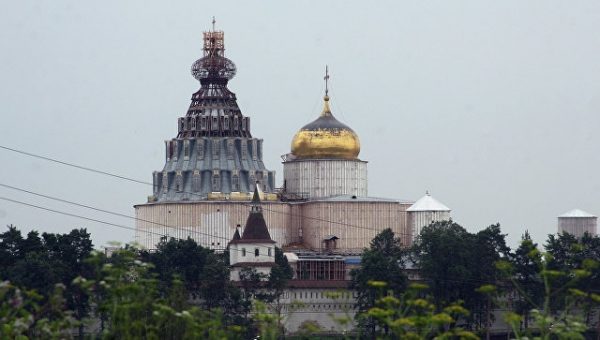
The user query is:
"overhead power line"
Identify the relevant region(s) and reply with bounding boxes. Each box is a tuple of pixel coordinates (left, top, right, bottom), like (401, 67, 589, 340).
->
(0, 144, 415, 238)
(0, 145, 151, 185)
(0, 182, 236, 244)
(0, 195, 271, 256)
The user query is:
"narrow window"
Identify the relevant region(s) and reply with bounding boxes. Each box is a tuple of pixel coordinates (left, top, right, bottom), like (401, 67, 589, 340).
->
(212, 140, 220, 159)
(212, 116, 218, 131)
(268, 248, 272, 257)
(232, 175, 240, 192)
(242, 248, 246, 257)
(153, 172, 159, 195)
(251, 140, 258, 161)
(172, 141, 178, 161)
(192, 170, 201, 192)
(241, 140, 247, 159)
(197, 140, 204, 158)
(227, 139, 234, 159)
(212, 171, 220, 192)
(175, 171, 183, 192)
(162, 172, 168, 193)
(254, 248, 259, 257)
(183, 140, 190, 160)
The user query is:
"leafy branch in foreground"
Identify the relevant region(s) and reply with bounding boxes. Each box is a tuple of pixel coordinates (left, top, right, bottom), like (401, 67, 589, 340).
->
(495, 244, 600, 340)
(362, 281, 478, 339)
(0, 281, 78, 339)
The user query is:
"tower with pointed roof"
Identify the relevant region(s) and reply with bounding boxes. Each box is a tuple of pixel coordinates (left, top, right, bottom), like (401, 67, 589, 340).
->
(558, 208, 597, 238)
(149, 22, 276, 202)
(407, 191, 451, 240)
(229, 187, 277, 281)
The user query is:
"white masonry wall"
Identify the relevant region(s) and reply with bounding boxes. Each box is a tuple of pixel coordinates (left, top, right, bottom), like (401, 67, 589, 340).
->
(558, 217, 598, 238)
(283, 159, 368, 199)
(408, 210, 451, 241)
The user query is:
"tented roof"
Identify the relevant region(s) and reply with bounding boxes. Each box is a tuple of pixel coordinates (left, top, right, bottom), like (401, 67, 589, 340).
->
(558, 209, 596, 218)
(407, 192, 450, 212)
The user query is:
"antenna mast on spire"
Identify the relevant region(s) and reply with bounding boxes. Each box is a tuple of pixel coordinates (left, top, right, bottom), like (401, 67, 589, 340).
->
(212, 16, 216, 31)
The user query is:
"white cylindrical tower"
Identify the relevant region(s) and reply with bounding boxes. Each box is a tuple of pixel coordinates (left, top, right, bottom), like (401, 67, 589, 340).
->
(558, 209, 597, 238)
(407, 191, 451, 240)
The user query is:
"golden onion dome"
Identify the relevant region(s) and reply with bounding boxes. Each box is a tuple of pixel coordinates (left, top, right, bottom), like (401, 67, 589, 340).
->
(291, 95, 360, 159)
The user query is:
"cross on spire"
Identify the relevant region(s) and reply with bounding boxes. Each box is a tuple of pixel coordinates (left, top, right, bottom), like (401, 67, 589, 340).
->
(324, 65, 330, 97)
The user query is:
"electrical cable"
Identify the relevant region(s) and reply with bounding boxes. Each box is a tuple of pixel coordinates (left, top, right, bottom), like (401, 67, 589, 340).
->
(0, 144, 415, 238)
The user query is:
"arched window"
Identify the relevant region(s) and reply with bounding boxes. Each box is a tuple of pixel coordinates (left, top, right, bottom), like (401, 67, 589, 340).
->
(268, 248, 272, 257)
(254, 248, 259, 257)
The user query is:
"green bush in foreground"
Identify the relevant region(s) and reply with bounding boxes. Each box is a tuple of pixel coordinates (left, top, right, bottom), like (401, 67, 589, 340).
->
(362, 281, 478, 339)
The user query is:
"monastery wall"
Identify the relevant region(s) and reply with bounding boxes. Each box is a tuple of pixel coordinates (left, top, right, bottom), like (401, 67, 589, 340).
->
(299, 201, 412, 252)
(134, 201, 293, 250)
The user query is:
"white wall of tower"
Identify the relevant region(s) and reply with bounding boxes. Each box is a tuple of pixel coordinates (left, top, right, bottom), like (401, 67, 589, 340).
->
(283, 159, 368, 199)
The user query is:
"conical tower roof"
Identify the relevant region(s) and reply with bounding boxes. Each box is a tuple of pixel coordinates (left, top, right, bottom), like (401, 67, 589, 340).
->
(407, 191, 451, 212)
(558, 209, 596, 218)
(230, 187, 275, 244)
(180, 22, 249, 138)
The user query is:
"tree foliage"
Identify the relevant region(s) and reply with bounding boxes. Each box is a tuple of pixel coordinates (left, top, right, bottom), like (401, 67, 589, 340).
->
(351, 228, 408, 336)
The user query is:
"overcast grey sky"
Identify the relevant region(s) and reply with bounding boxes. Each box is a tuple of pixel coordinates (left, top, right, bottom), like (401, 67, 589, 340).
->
(1, 1, 599, 249)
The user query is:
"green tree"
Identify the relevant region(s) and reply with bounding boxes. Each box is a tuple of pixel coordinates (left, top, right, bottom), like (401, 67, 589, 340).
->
(363, 281, 478, 339)
(510, 231, 543, 330)
(141, 237, 211, 298)
(472, 224, 510, 336)
(412, 221, 475, 310)
(413, 221, 510, 333)
(0, 225, 24, 272)
(351, 228, 407, 336)
(544, 232, 600, 330)
(82, 247, 244, 339)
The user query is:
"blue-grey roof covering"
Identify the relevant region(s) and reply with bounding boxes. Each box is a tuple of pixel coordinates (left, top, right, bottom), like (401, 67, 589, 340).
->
(152, 137, 276, 202)
(147, 29, 277, 203)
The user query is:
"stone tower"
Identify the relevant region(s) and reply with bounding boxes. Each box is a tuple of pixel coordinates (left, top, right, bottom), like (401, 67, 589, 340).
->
(150, 26, 276, 202)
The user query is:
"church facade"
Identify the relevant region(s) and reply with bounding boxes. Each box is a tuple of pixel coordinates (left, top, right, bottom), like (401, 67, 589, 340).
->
(133, 27, 437, 253)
